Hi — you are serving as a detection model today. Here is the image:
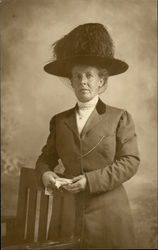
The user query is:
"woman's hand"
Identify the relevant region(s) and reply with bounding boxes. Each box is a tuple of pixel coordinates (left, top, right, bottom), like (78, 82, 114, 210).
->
(42, 171, 59, 188)
(63, 175, 87, 193)
(42, 171, 73, 189)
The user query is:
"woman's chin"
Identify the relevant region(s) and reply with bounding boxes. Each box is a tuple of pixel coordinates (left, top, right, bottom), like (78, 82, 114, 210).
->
(78, 96, 92, 102)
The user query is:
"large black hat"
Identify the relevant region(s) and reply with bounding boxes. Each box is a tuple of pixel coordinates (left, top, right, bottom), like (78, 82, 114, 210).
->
(44, 23, 128, 77)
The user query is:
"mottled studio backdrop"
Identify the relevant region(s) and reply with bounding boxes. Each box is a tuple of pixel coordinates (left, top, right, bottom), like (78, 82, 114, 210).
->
(1, 0, 157, 248)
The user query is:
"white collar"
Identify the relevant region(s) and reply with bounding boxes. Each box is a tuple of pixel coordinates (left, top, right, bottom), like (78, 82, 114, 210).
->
(77, 95, 99, 109)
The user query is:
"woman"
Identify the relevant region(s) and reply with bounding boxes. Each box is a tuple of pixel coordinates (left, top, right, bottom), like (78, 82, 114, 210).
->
(35, 23, 140, 248)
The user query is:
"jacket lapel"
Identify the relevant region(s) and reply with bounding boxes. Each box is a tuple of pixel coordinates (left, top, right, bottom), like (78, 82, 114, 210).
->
(64, 106, 79, 138)
(64, 99, 106, 138)
(81, 99, 106, 138)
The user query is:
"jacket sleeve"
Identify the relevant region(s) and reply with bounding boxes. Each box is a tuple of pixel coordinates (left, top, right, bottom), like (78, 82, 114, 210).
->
(85, 111, 140, 194)
(35, 116, 59, 187)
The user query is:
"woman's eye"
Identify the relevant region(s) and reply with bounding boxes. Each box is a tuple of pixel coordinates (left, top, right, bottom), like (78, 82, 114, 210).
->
(86, 73, 93, 78)
(72, 74, 80, 80)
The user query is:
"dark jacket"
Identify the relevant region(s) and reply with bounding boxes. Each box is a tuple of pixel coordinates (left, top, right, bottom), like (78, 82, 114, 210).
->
(35, 99, 140, 248)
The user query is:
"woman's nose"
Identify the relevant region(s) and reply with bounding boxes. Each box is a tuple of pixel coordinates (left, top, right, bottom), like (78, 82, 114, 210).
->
(80, 75, 87, 85)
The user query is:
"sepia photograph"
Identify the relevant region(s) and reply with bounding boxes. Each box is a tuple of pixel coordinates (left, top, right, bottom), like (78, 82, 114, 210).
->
(1, 0, 157, 249)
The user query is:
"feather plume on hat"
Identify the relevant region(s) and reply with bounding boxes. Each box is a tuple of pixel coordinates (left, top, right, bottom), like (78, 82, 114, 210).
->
(44, 23, 128, 77)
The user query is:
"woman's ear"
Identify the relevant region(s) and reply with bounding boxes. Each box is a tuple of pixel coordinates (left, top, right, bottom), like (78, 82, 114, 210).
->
(104, 82, 108, 90)
(99, 78, 105, 88)
(70, 80, 74, 88)
(98, 81, 108, 94)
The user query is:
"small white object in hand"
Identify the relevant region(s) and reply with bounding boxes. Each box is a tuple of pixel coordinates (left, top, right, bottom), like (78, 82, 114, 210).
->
(45, 178, 73, 196)
(55, 178, 73, 188)
(55, 179, 63, 189)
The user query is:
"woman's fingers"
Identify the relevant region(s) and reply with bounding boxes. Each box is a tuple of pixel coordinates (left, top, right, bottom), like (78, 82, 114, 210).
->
(57, 177, 73, 184)
(72, 175, 82, 182)
(63, 180, 83, 193)
(53, 172, 59, 179)
(49, 177, 56, 185)
(50, 175, 87, 193)
(66, 183, 79, 190)
(63, 185, 80, 193)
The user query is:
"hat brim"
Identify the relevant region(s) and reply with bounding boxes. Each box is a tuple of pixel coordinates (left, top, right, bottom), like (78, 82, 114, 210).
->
(44, 55, 128, 77)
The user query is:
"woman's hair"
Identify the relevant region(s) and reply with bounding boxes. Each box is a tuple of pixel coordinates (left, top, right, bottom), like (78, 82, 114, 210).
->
(97, 67, 109, 94)
(98, 67, 109, 82)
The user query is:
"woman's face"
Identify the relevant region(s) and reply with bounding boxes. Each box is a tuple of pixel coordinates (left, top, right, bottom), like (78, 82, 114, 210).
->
(71, 65, 104, 102)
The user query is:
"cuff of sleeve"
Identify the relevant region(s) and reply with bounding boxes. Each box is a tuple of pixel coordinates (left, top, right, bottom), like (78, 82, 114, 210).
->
(85, 169, 107, 195)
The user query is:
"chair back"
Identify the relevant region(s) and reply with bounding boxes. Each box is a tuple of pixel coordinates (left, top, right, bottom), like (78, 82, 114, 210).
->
(15, 167, 66, 243)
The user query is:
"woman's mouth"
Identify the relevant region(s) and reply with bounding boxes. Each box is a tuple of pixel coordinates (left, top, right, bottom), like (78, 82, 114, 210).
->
(80, 88, 89, 92)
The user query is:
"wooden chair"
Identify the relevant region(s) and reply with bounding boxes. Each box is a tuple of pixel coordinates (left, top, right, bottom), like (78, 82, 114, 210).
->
(2, 167, 78, 250)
